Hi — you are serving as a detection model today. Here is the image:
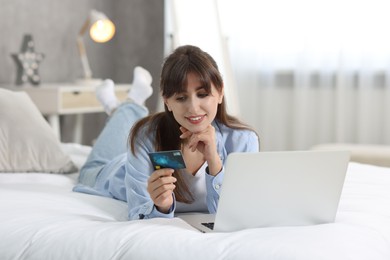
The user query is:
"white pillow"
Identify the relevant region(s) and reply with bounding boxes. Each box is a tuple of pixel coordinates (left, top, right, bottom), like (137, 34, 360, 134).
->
(0, 88, 77, 173)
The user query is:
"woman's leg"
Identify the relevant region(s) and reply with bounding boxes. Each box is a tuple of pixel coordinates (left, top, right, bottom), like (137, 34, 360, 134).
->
(78, 67, 153, 187)
(78, 102, 148, 186)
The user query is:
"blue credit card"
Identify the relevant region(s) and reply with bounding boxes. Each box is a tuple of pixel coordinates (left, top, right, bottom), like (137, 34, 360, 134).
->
(148, 150, 186, 170)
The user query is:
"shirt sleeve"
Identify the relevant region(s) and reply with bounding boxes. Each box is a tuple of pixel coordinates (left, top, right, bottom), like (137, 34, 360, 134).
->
(204, 128, 260, 213)
(124, 133, 176, 220)
(205, 166, 224, 213)
(233, 129, 260, 153)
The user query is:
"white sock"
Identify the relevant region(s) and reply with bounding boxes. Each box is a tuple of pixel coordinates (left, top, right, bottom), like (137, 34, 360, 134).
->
(128, 66, 153, 105)
(96, 79, 120, 115)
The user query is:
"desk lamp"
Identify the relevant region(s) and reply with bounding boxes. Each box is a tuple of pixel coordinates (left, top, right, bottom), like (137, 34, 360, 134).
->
(77, 9, 115, 84)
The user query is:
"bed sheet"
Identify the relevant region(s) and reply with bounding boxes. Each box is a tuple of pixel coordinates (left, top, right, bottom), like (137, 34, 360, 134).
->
(0, 144, 389, 260)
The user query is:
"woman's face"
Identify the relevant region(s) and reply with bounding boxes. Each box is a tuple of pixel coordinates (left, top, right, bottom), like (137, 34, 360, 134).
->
(164, 73, 224, 133)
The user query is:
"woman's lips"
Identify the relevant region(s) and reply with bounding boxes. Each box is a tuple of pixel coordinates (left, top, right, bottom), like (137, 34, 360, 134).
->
(186, 115, 205, 124)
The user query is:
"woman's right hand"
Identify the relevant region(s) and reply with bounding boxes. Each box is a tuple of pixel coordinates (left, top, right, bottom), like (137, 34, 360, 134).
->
(147, 168, 177, 213)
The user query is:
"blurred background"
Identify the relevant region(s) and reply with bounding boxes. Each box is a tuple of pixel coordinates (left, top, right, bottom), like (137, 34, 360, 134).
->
(0, 0, 164, 145)
(1, 0, 390, 151)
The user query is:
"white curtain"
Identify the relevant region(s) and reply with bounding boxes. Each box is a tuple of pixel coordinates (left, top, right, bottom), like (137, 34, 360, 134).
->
(168, 0, 390, 151)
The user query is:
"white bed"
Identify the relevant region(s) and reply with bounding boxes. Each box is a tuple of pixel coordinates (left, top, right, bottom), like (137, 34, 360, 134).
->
(1, 89, 390, 259)
(0, 143, 390, 260)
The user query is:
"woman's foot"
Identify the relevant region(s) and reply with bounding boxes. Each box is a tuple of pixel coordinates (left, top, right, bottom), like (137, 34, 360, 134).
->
(96, 79, 120, 115)
(128, 66, 153, 105)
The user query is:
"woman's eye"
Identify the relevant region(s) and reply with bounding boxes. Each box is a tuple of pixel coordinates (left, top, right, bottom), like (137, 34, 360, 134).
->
(198, 93, 209, 98)
(176, 96, 186, 102)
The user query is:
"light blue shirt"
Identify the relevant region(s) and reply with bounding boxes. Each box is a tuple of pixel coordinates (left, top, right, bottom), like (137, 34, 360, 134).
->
(74, 120, 259, 220)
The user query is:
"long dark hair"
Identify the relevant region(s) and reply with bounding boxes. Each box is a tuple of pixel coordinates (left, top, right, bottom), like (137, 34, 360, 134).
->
(129, 45, 251, 203)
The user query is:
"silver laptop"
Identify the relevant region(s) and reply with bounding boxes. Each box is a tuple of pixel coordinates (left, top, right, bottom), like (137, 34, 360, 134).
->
(177, 150, 350, 233)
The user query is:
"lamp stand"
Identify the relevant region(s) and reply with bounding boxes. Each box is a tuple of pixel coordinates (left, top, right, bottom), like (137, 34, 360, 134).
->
(76, 10, 115, 86)
(77, 36, 92, 79)
(76, 19, 102, 86)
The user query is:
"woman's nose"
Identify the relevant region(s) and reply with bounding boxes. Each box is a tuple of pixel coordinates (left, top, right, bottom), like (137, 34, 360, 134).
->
(186, 97, 199, 112)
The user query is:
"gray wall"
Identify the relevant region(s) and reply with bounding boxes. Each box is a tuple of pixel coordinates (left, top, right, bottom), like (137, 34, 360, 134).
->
(0, 0, 164, 145)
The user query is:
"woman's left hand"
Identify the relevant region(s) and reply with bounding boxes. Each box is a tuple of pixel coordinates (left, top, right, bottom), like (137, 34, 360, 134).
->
(180, 125, 222, 176)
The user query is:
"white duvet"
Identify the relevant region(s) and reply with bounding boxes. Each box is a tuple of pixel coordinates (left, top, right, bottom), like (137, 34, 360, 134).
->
(0, 143, 389, 260)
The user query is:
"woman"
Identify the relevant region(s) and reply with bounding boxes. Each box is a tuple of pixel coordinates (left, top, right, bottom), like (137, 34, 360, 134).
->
(73, 45, 259, 220)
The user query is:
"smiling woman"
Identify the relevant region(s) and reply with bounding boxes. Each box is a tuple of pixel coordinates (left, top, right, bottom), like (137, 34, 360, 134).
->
(73, 45, 259, 220)
(163, 73, 223, 132)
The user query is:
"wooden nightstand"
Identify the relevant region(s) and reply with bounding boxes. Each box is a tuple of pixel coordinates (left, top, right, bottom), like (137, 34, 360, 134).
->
(6, 83, 131, 143)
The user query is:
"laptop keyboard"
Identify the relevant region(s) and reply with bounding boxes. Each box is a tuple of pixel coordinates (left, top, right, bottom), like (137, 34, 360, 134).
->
(201, 222, 214, 230)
